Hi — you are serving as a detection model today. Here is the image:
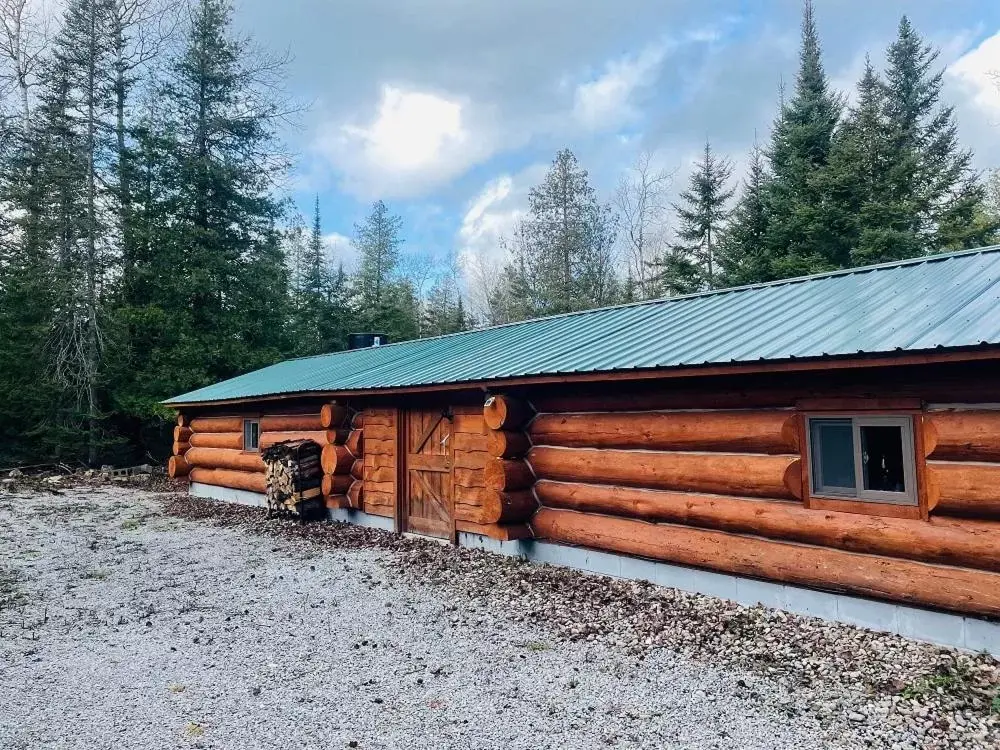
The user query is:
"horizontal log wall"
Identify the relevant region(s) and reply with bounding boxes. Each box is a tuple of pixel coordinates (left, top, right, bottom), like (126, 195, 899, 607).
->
(530, 508, 1000, 617)
(925, 410, 1000, 521)
(522, 395, 1000, 617)
(362, 408, 396, 518)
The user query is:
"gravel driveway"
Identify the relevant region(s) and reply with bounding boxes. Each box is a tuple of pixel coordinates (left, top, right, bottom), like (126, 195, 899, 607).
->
(1, 484, 997, 749)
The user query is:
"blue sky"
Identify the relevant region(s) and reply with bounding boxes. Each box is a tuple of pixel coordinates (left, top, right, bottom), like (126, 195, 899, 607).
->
(232, 0, 1000, 304)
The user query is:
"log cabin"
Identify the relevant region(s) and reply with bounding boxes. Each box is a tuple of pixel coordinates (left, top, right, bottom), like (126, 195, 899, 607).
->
(165, 247, 1000, 653)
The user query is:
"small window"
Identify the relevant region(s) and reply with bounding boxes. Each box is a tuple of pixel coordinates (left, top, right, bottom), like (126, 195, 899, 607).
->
(807, 416, 916, 505)
(243, 419, 260, 452)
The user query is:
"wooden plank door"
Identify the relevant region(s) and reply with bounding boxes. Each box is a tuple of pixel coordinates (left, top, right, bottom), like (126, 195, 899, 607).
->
(403, 408, 454, 539)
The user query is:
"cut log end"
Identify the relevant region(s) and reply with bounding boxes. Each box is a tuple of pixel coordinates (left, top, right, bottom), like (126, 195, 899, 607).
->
(167, 455, 190, 478)
(484, 458, 535, 491)
(484, 394, 532, 431)
(483, 489, 538, 524)
(321, 443, 353, 475)
(321, 473, 353, 496)
(320, 403, 350, 429)
(347, 480, 364, 509)
(487, 430, 531, 459)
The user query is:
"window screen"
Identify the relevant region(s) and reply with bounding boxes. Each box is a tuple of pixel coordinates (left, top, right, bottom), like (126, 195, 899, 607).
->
(243, 419, 260, 451)
(807, 416, 916, 505)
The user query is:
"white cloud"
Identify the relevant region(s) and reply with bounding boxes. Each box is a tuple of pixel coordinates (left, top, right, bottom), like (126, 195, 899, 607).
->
(573, 43, 669, 132)
(948, 31, 1000, 117)
(316, 84, 498, 199)
(323, 231, 356, 271)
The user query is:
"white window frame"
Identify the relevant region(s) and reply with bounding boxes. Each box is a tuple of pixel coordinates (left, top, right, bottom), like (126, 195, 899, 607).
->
(806, 415, 917, 506)
(243, 418, 260, 452)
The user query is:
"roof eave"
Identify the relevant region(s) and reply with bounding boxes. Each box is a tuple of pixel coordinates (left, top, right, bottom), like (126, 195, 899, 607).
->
(161, 344, 1000, 410)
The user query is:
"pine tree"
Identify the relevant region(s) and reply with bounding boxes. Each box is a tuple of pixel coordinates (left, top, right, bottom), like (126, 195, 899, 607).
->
(353, 199, 402, 309)
(879, 16, 994, 256)
(764, 0, 843, 277)
(718, 140, 771, 286)
(652, 141, 733, 293)
(422, 266, 468, 337)
(116, 0, 291, 427)
(498, 149, 620, 318)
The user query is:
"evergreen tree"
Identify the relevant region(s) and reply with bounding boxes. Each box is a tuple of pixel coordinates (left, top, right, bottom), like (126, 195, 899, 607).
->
(652, 141, 733, 292)
(718, 140, 771, 286)
(114, 0, 291, 440)
(498, 149, 620, 319)
(351, 199, 418, 340)
(879, 16, 994, 257)
(764, 0, 843, 277)
(422, 265, 468, 337)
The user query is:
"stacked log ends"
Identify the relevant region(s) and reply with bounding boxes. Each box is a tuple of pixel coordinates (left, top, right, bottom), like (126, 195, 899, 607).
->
(321, 443, 353, 474)
(167, 455, 190, 478)
(347, 481, 364, 509)
(172, 441, 191, 456)
(325, 406, 362, 511)
(320, 402, 350, 429)
(482, 490, 537, 524)
(261, 440, 324, 517)
(485, 458, 534, 491)
(346, 429, 364, 457)
(176, 413, 189, 427)
(174, 426, 193, 443)
(487, 430, 531, 459)
(484, 394, 533, 431)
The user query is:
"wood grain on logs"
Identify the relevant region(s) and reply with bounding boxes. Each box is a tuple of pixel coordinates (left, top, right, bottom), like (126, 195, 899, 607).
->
(454, 432, 489, 452)
(346, 429, 364, 457)
(365, 438, 394, 455)
(925, 411, 1000, 462)
(186, 447, 265, 473)
(351, 459, 364, 480)
(487, 430, 531, 458)
(364, 489, 394, 507)
(167, 455, 190, 478)
(484, 394, 531, 431)
(484, 459, 534, 491)
(535, 480, 1000, 572)
(172, 441, 190, 455)
(189, 431, 243, 449)
(260, 414, 323, 432)
(347, 480, 364, 509)
(364, 424, 394, 441)
(321, 474, 353, 496)
(364, 467, 395, 483)
(928, 461, 1000, 519)
(320, 403, 349, 429)
(259, 430, 329, 450)
(530, 508, 1000, 616)
(174, 426, 193, 442)
(454, 450, 488, 470)
(327, 429, 349, 445)
(482, 489, 537, 524)
(364, 504, 394, 518)
(454, 486, 486, 505)
(321, 443, 353, 474)
(527, 446, 801, 500)
(454, 468, 485, 488)
(529, 411, 798, 454)
(453, 413, 485, 434)
(189, 468, 266, 494)
(190, 416, 244, 433)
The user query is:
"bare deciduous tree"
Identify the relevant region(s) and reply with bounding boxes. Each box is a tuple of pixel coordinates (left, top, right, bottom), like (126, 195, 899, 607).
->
(0, 0, 49, 129)
(614, 150, 674, 299)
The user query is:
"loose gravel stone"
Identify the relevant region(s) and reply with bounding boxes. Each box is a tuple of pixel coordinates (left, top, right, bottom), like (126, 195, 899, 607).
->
(2, 484, 999, 749)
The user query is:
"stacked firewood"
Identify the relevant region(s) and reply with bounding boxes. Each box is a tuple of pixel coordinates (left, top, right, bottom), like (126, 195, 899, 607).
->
(261, 439, 324, 521)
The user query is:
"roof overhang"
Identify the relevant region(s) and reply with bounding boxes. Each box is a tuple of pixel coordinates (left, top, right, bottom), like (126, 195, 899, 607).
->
(162, 344, 1000, 410)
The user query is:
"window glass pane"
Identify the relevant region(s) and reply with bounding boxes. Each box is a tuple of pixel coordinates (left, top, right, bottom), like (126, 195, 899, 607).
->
(244, 420, 259, 450)
(860, 425, 906, 493)
(810, 418, 856, 493)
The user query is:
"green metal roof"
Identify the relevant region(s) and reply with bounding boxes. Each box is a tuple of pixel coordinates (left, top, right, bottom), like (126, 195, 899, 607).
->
(165, 246, 1000, 405)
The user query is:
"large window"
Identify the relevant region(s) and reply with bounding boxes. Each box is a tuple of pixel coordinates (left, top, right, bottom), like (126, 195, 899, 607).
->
(807, 416, 917, 505)
(243, 418, 260, 452)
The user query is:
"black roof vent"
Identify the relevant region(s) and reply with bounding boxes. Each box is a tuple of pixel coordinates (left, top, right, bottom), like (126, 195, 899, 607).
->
(348, 333, 389, 350)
